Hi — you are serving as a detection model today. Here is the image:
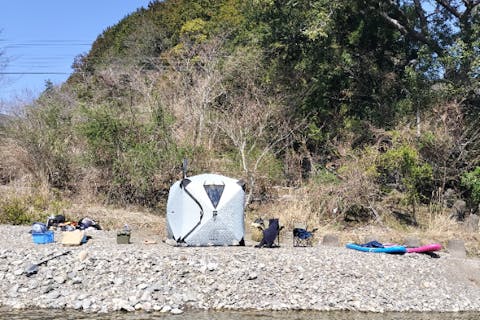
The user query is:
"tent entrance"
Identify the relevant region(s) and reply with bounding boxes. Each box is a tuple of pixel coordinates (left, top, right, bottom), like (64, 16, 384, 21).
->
(204, 184, 225, 208)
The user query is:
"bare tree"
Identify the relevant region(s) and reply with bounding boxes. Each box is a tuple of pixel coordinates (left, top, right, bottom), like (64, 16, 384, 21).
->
(160, 36, 227, 149)
(214, 92, 295, 204)
(210, 47, 301, 205)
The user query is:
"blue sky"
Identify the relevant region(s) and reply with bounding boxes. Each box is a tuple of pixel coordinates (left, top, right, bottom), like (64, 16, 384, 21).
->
(0, 1, 152, 105)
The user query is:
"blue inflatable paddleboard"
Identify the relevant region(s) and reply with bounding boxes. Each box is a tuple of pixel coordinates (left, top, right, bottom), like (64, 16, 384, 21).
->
(346, 243, 407, 253)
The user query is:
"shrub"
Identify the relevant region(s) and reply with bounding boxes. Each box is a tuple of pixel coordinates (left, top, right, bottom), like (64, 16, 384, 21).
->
(4, 92, 74, 189)
(461, 167, 480, 205)
(377, 143, 434, 204)
(77, 104, 129, 167)
(0, 198, 32, 225)
(77, 102, 182, 206)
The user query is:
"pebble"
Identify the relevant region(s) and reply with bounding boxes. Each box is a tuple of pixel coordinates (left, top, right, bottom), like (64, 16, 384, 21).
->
(170, 307, 183, 314)
(160, 305, 172, 313)
(78, 250, 88, 261)
(1, 225, 480, 314)
(13, 269, 24, 276)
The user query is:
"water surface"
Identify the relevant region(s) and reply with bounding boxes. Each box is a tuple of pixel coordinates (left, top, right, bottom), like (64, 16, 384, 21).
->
(1, 309, 480, 320)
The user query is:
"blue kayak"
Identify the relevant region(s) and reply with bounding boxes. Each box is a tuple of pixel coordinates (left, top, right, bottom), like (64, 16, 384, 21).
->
(346, 243, 407, 254)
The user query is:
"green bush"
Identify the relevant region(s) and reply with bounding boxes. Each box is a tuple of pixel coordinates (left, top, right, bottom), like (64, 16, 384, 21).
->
(77, 103, 182, 206)
(377, 144, 434, 203)
(312, 168, 341, 185)
(77, 104, 130, 167)
(461, 167, 480, 205)
(6, 95, 74, 189)
(0, 198, 32, 225)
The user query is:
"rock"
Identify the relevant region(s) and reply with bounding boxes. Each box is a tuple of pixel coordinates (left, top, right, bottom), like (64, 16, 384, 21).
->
(450, 200, 467, 221)
(77, 293, 89, 300)
(443, 188, 457, 207)
(247, 273, 257, 280)
(78, 250, 88, 261)
(142, 302, 152, 312)
(322, 234, 339, 247)
(137, 283, 149, 290)
(344, 204, 372, 224)
(128, 295, 139, 305)
(46, 290, 62, 300)
(363, 235, 380, 244)
(464, 214, 479, 232)
(13, 268, 24, 276)
(165, 239, 178, 246)
(121, 304, 135, 312)
(141, 291, 152, 302)
(160, 305, 172, 313)
(42, 285, 54, 294)
(207, 262, 218, 271)
(170, 308, 183, 314)
(11, 260, 24, 266)
(54, 276, 66, 284)
(71, 277, 83, 284)
(447, 239, 466, 258)
(392, 210, 418, 226)
(148, 283, 162, 292)
(2, 224, 480, 313)
(8, 284, 19, 298)
(403, 237, 421, 248)
(82, 299, 92, 310)
(12, 302, 26, 309)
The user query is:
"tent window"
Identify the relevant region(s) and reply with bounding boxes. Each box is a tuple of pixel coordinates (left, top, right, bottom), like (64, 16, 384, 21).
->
(204, 184, 225, 208)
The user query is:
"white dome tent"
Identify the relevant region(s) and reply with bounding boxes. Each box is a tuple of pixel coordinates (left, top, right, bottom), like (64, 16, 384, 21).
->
(166, 160, 245, 246)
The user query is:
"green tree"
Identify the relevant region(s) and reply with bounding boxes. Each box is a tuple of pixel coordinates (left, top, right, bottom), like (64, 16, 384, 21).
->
(373, 1, 480, 105)
(245, 0, 419, 155)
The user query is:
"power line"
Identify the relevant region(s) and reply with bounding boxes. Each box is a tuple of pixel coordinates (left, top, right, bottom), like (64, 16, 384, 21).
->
(5, 44, 91, 49)
(0, 39, 93, 43)
(0, 72, 69, 75)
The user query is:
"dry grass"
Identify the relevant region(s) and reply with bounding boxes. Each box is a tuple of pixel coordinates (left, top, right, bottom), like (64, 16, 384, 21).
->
(249, 194, 480, 255)
(2, 125, 479, 254)
(68, 203, 165, 235)
(0, 174, 165, 236)
(0, 140, 34, 184)
(2, 177, 479, 255)
(244, 140, 480, 255)
(247, 144, 382, 231)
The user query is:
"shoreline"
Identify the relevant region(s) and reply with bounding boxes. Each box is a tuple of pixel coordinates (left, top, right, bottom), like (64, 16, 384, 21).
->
(1, 225, 480, 314)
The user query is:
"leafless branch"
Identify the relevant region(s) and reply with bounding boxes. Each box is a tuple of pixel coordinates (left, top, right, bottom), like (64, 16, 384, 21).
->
(414, 0, 429, 34)
(435, 0, 462, 18)
(377, 2, 446, 57)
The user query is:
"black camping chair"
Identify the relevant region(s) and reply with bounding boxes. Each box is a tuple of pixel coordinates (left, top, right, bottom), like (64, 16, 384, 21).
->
(293, 224, 318, 247)
(255, 218, 283, 248)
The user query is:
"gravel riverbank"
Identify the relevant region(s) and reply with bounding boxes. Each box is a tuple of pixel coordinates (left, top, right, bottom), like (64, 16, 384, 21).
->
(1, 225, 480, 314)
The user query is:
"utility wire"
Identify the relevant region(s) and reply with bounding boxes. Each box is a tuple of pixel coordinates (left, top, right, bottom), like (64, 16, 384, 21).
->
(0, 72, 69, 75)
(1, 39, 92, 74)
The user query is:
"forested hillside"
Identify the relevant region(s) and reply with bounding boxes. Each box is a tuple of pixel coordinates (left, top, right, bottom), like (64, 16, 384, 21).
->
(1, 0, 480, 232)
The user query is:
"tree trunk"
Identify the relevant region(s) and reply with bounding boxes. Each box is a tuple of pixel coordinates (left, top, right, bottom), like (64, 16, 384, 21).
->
(416, 107, 421, 137)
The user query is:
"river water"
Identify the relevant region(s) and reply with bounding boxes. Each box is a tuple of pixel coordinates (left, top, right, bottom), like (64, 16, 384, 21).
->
(1, 309, 480, 320)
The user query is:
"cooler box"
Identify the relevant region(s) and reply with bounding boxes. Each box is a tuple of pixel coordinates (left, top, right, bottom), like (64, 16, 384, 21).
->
(32, 231, 55, 244)
(117, 230, 131, 244)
